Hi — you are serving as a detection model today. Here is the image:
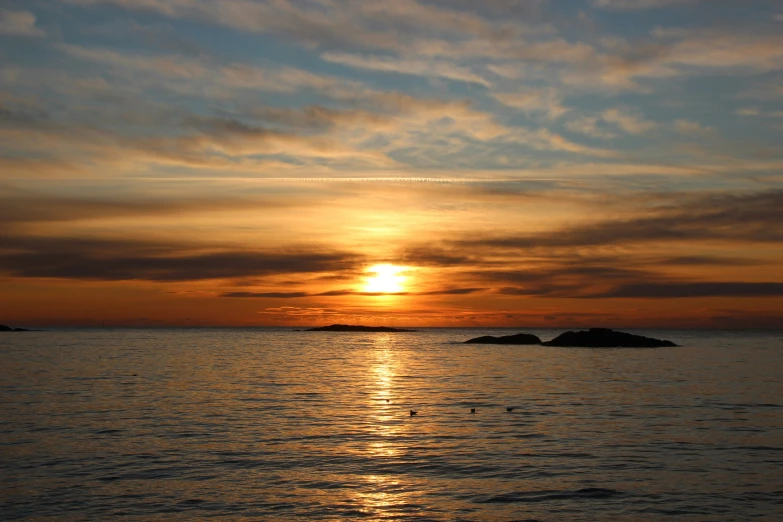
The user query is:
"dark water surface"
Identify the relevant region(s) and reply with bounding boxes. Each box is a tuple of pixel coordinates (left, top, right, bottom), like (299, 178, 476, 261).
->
(1, 328, 781, 520)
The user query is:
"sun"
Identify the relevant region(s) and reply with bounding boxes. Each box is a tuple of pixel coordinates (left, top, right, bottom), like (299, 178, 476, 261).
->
(363, 264, 407, 293)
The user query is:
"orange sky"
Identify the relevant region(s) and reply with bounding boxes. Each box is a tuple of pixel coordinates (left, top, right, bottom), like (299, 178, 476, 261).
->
(1, 1, 782, 328)
(2, 179, 781, 328)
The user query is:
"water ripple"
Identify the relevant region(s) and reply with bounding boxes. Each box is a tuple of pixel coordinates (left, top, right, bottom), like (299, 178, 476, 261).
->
(1, 328, 781, 520)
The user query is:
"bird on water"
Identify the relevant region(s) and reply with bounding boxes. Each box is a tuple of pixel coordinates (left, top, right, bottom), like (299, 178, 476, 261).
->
(410, 410, 418, 416)
(506, 407, 515, 412)
(470, 408, 476, 414)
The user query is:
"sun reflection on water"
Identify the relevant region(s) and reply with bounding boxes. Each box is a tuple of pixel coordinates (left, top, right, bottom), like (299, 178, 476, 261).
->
(355, 474, 418, 519)
(353, 333, 415, 515)
(368, 333, 399, 447)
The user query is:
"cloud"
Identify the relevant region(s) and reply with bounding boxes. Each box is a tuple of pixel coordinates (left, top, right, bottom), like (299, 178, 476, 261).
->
(464, 254, 782, 299)
(456, 190, 783, 249)
(322, 52, 491, 87)
(223, 292, 310, 298)
(560, 108, 656, 139)
(0, 9, 44, 37)
(563, 29, 783, 93)
(674, 119, 713, 134)
(360, 189, 782, 300)
(648, 29, 783, 73)
(62, 0, 503, 53)
(657, 255, 761, 266)
(60, 0, 783, 92)
(492, 88, 568, 118)
(180, 115, 396, 165)
(593, 0, 700, 9)
(477, 261, 660, 298)
(735, 107, 783, 119)
(585, 282, 783, 298)
(57, 43, 364, 96)
(0, 235, 361, 282)
(60, 0, 594, 72)
(22, 5, 775, 178)
(0, 187, 298, 225)
(739, 78, 783, 102)
(0, 105, 400, 177)
(602, 108, 656, 134)
(497, 276, 783, 300)
(400, 247, 478, 267)
(565, 116, 617, 140)
(221, 287, 486, 298)
(249, 105, 390, 131)
(502, 129, 618, 157)
(10, 43, 547, 171)
(0, 101, 48, 125)
(420, 287, 485, 295)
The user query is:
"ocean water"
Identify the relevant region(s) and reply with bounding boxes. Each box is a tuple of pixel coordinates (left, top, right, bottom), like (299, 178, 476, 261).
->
(1, 328, 781, 521)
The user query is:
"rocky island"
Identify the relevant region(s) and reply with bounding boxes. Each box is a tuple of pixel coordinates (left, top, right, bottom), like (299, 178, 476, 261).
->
(542, 328, 677, 347)
(306, 324, 416, 332)
(1, 324, 30, 332)
(464, 333, 542, 345)
(465, 328, 677, 347)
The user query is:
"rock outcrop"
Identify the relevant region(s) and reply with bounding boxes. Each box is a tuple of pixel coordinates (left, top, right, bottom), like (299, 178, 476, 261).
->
(306, 324, 415, 332)
(0, 324, 30, 332)
(542, 328, 677, 347)
(464, 333, 542, 345)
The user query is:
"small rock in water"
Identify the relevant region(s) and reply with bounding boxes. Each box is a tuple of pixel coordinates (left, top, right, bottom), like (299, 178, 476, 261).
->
(464, 333, 541, 345)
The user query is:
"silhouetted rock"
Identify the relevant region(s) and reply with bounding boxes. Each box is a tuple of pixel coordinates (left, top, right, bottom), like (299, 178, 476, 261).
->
(0, 324, 29, 332)
(542, 328, 677, 348)
(464, 333, 542, 345)
(306, 324, 415, 332)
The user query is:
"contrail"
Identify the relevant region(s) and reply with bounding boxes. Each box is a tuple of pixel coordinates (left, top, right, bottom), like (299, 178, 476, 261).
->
(21, 176, 564, 183)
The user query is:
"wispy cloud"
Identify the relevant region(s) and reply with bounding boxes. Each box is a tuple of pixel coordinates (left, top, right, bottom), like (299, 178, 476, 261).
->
(454, 190, 783, 248)
(222, 287, 486, 298)
(593, 0, 700, 9)
(492, 88, 569, 118)
(322, 52, 491, 87)
(674, 119, 713, 134)
(0, 234, 361, 282)
(0, 9, 45, 37)
(602, 108, 656, 134)
(57, 43, 364, 95)
(565, 116, 617, 140)
(585, 282, 783, 298)
(61, 0, 507, 53)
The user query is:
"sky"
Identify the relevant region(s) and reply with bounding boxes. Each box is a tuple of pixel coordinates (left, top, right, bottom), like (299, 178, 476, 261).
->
(1, 0, 782, 328)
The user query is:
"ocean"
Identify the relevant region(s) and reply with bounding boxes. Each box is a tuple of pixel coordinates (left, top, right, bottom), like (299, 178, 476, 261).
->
(1, 328, 781, 520)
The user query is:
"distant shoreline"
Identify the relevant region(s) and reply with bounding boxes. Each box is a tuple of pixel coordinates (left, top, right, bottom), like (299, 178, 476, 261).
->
(3, 325, 781, 331)
(305, 324, 416, 332)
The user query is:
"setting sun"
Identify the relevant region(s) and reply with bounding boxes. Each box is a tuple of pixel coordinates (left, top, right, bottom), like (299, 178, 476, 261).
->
(363, 264, 408, 294)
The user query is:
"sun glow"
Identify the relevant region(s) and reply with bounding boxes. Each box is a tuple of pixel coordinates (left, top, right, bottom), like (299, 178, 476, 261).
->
(363, 264, 407, 293)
